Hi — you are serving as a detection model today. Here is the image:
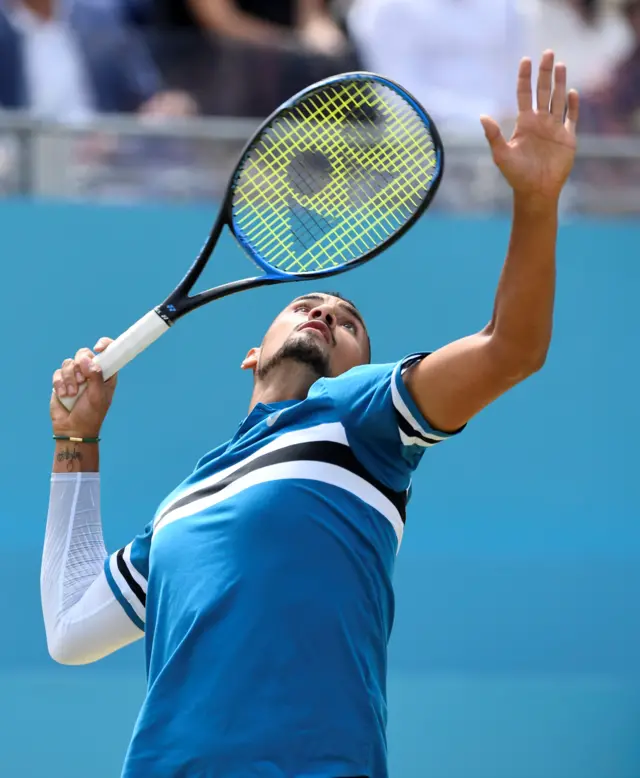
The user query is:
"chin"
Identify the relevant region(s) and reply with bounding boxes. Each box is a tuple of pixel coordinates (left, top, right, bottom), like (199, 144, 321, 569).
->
(295, 329, 330, 349)
(257, 333, 330, 380)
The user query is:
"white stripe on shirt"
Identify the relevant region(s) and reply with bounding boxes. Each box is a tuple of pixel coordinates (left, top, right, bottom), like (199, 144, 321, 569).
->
(154, 459, 405, 546)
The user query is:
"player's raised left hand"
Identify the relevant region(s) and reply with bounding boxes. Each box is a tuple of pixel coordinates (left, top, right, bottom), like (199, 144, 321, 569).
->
(480, 50, 579, 203)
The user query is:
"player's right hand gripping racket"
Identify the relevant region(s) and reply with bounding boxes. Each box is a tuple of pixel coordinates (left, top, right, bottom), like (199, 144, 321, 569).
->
(58, 72, 444, 411)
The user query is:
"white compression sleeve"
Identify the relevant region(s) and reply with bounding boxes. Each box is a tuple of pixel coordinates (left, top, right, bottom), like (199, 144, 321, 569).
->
(41, 473, 143, 665)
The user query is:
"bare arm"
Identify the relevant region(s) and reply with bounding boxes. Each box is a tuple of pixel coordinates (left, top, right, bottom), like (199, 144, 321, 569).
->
(405, 51, 580, 433)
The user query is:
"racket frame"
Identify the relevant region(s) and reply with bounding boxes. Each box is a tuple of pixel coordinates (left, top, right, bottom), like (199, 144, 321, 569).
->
(154, 71, 444, 326)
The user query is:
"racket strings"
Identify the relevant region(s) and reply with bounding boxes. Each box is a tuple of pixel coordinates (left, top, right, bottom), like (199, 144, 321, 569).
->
(237, 84, 432, 233)
(238, 97, 432, 268)
(236, 85, 422, 260)
(231, 79, 438, 274)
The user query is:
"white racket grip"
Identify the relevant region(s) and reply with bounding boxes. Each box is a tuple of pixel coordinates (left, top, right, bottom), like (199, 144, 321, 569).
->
(57, 310, 170, 412)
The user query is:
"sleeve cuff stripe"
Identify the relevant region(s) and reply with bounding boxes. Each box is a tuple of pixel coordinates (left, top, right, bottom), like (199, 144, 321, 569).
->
(397, 416, 438, 447)
(104, 557, 145, 631)
(391, 360, 448, 444)
(107, 552, 146, 624)
(123, 542, 148, 597)
(116, 549, 146, 607)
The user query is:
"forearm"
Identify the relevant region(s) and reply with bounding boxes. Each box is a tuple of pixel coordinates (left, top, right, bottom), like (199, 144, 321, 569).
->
(489, 194, 558, 369)
(53, 440, 99, 474)
(41, 473, 142, 665)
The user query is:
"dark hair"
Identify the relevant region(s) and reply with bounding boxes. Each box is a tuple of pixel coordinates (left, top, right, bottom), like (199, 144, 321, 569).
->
(321, 290, 371, 363)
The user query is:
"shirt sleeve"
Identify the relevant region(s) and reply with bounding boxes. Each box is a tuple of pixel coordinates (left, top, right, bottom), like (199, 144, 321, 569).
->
(319, 352, 464, 492)
(103, 520, 152, 632)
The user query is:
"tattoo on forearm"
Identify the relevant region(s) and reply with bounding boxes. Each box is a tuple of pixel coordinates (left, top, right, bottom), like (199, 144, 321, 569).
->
(56, 446, 83, 472)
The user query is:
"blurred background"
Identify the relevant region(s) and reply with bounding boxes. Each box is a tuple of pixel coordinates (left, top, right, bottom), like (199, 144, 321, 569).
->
(0, 0, 639, 777)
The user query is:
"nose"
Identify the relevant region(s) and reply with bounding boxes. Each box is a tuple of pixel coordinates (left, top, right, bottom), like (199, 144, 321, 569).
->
(309, 304, 336, 330)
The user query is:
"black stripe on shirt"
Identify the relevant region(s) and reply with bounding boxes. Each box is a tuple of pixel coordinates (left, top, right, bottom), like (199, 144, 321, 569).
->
(394, 407, 442, 446)
(116, 548, 146, 607)
(395, 354, 443, 445)
(158, 440, 407, 525)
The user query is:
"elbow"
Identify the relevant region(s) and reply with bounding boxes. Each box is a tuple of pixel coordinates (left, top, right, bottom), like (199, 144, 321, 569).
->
(46, 631, 94, 667)
(47, 639, 84, 666)
(512, 345, 548, 378)
(506, 351, 548, 383)
(491, 337, 549, 383)
(527, 347, 548, 375)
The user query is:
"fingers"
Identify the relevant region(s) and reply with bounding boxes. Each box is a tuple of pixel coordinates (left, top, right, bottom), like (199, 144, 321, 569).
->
(52, 367, 67, 399)
(536, 50, 554, 112)
(565, 89, 580, 135)
(75, 347, 99, 382)
(550, 62, 567, 121)
(59, 358, 79, 398)
(52, 338, 111, 398)
(94, 337, 113, 355)
(517, 58, 533, 113)
(534, 51, 573, 124)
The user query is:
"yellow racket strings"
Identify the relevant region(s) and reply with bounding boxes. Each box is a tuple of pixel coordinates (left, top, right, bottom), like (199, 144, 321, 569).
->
(232, 80, 438, 273)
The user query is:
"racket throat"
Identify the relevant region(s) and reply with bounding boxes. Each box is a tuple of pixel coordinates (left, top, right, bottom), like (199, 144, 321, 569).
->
(157, 275, 283, 323)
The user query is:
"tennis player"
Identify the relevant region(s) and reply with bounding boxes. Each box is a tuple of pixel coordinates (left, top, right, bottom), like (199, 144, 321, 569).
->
(42, 52, 578, 778)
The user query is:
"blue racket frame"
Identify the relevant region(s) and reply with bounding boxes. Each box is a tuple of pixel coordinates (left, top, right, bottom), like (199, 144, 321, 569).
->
(155, 72, 444, 325)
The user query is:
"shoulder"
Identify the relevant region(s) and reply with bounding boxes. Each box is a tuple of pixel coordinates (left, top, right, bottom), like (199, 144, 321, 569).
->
(314, 360, 397, 397)
(313, 353, 428, 407)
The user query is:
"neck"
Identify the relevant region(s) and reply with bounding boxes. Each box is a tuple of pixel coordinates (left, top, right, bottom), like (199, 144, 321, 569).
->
(249, 361, 319, 411)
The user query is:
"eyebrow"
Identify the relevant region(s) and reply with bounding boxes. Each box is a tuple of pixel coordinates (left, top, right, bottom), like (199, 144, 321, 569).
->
(291, 294, 367, 331)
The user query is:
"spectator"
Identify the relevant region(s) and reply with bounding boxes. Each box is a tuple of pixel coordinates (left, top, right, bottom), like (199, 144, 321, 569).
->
(158, 0, 348, 56)
(524, 0, 633, 94)
(0, 0, 196, 120)
(575, 0, 640, 134)
(148, 0, 358, 116)
(608, 0, 640, 132)
(346, 0, 523, 137)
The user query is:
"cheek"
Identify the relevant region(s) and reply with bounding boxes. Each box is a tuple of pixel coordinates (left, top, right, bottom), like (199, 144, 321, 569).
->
(333, 332, 366, 369)
(261, 319, 298, 357)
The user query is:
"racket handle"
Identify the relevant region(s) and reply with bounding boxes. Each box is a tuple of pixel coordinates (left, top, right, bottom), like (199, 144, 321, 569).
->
(57, 310, 170, 412)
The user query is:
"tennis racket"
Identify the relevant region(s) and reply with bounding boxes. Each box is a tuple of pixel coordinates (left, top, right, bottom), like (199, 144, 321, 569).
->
(58, 71, 444, 411)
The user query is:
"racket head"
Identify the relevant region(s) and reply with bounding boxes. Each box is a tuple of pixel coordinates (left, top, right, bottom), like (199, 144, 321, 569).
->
(226, 72, 444, 281)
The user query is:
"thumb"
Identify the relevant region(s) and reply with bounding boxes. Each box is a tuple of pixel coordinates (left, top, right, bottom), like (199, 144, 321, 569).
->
(480, 115, 508, 157)
(82, 359, 106, 398)
(84, 359, 117, 405)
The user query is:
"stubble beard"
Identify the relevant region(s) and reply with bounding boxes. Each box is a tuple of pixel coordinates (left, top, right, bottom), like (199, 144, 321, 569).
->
(255, 333, 330, 383)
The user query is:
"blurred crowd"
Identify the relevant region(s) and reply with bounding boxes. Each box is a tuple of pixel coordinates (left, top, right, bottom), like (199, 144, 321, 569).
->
(0, 0, 638, 135)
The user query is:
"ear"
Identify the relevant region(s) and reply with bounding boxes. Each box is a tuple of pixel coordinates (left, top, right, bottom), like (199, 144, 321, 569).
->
(241, 347, 260, 371)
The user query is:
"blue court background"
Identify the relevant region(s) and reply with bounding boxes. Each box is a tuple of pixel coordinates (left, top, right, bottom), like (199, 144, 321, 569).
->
(0, 199, 638, 778)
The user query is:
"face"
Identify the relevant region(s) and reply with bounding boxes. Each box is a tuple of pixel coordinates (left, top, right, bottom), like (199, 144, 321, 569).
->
(242, 293, 370, 382)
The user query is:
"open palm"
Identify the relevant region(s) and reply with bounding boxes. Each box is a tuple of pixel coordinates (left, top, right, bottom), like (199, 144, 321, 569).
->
(481, 51, 580, 201)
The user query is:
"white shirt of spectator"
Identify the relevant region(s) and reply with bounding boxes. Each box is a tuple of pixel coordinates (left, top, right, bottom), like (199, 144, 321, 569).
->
(10, 2, 93, 122)
(347, 0, 523, 138)
(523, 0, 634, 93)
